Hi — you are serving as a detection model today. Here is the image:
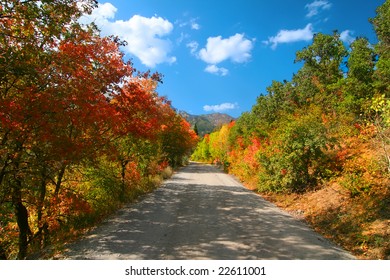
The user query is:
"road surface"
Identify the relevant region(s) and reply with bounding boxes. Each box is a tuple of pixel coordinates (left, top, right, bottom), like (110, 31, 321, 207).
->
(61, 162, 354, 259)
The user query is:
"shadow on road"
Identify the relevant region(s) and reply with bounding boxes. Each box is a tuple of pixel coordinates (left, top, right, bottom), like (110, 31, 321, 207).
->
(63, 163, 354, 260)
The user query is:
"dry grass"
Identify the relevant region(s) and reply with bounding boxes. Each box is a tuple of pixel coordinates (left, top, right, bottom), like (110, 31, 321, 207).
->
(262, 180, 389, 259)
(259, 135, 390, 260)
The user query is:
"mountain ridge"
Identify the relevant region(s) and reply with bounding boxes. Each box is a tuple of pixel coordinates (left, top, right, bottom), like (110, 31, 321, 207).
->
(179, 111, 235, 136)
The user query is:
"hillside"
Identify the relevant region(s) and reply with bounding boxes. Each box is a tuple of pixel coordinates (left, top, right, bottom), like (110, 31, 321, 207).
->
(179, 111, 235, 136)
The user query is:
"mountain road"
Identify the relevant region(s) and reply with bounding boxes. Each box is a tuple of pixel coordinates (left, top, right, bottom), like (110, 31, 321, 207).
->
(61, 162, 354, 260)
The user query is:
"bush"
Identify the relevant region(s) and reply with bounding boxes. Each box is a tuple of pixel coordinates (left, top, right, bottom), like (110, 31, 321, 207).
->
(257, 109, 337, 193)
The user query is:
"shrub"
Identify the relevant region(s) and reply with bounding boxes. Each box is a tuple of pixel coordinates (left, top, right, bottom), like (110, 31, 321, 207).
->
(257, 109, 337, 193)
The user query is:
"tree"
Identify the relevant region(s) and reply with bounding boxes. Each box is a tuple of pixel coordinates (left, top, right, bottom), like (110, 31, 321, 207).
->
(295, 32, 348, 85)
(112, 75, 165, 139)
(0, 0, 127, 259)
(252, 80, 297, 127)
(348, 38, 376, 84)
(370, 0, 390, 93)
(370, 95, 390, 172)
(257, 107, 336, 192)
(228, 111, 264, 148)
(192, 134, 211, 162)
(294, 32, 348, 111)
(208, 124, 230, 168)
(343, 37, 376, 115)
(160, 110, 198, 167)
(368, 0, 390, 173)
(0, 1, 199, 259)
(193, 123, 199, 136)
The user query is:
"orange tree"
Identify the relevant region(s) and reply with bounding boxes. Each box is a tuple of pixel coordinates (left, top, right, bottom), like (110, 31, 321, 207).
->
(0, 0, 103, 259)
(159, 104, 198, 167)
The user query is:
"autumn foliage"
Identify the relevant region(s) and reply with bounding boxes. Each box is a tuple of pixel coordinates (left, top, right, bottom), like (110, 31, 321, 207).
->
(0, 0, 197, 259)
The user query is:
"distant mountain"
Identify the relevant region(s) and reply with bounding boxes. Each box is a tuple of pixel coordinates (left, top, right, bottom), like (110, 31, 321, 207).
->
(179, 111, 235, 137)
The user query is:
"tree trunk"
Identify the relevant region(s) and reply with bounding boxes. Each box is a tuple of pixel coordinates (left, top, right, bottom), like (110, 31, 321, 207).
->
(11, 146, 32, 259)
(36, 167, 48, 248)
(12, 184, 31, 259)
(15, 201, 30, 259)
(37, 168, 46, 226)
(54, 164, 66, 197)
(120, 160, 128, 201)
(0, 155, 9, 186)
(0, 244, 7, 259)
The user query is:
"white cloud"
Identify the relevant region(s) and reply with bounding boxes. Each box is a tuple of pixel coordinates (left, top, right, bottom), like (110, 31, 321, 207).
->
(186, 41, 199, 55)
(305, 0, 332, 18)
(199, 33, 254, 65)
(203, 102, 238, 112)
(80, 3, 176, 68)
(340, 30, 355, 44)
(177, 17, 201, 30)
(176, 32, 190, 45)
(204, 65, 229, 76)
(264, 24, 314, 49)
(93, 2, 117, 20)
(191, 22, 200, 30)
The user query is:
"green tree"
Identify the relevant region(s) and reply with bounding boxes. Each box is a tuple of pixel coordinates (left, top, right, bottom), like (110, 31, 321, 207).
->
(369, 0, 390, 172)
(294, 32, 348, 111)
(258, 107, 336, 192)
(343, 37, 376, 114)
(191, 136, 211, 162)
(370, 0, 390, 93)
(228, 111, 264, 148)
(348, 38, 376, 85)
(254, 80, 298, 125)
(193, 123, 199, 136)
(295, 32, 348, 85)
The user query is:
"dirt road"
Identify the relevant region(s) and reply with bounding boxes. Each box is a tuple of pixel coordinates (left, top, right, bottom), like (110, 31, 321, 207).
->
(61, 162, 354, 259)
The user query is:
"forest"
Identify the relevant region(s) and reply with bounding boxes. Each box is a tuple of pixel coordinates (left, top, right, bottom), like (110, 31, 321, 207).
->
(192, 1, 389, 259)
(1, 0, 389, 260)
(0, 0, 198, 259)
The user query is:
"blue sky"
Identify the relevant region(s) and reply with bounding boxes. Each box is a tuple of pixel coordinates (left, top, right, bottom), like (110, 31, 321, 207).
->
(81, 0, 384, 117)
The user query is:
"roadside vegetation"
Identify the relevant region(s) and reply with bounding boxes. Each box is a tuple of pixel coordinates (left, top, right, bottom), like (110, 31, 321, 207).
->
(0, 0, 198, 259)
(192, 0, 390, 259)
